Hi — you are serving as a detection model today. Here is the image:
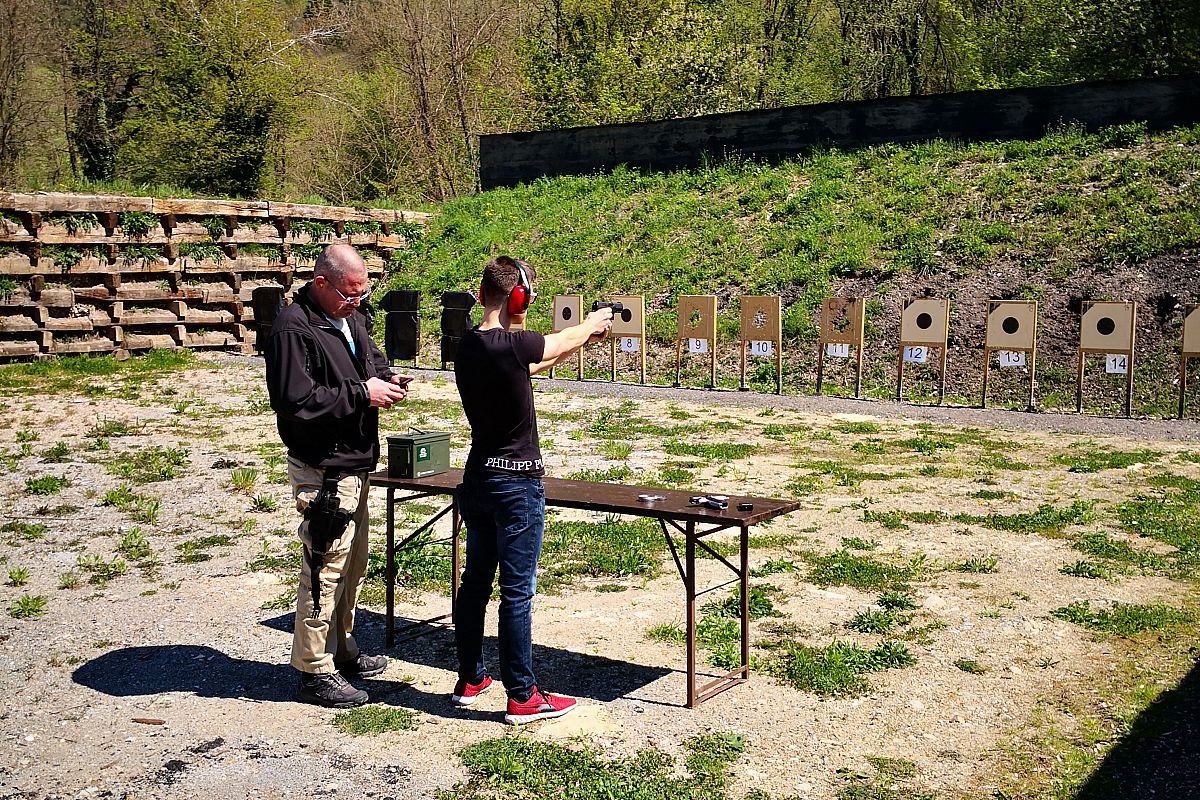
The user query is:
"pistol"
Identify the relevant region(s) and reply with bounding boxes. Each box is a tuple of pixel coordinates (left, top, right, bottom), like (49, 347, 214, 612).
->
(591, 300, 624, 314)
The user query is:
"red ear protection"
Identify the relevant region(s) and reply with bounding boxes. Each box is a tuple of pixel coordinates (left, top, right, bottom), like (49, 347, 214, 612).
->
(506, 260, 532, 315)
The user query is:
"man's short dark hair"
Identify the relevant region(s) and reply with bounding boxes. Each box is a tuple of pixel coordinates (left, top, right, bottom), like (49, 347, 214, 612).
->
(481, 256, 536, 305)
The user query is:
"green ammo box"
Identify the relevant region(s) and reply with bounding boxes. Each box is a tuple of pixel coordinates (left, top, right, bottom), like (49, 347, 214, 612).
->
(388, 430, 451, 479)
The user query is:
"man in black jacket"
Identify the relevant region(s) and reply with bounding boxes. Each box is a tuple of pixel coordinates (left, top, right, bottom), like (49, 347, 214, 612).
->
(265, 243, 410, 708)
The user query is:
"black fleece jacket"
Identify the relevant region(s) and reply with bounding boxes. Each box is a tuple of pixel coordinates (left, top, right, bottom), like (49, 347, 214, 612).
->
(264, 283, 391, 471)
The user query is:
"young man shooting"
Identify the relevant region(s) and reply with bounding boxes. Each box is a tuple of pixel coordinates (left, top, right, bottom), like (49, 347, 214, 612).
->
(452, 255, 613, 723)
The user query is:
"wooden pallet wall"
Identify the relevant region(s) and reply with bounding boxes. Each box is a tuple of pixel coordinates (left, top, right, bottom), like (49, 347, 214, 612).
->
(0, 193, 428, 359)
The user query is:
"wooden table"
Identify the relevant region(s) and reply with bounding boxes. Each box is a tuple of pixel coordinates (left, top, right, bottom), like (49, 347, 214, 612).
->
(370, 468, 802, 707)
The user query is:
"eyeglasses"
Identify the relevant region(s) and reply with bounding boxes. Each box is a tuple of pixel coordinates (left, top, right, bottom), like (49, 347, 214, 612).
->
(329, 282, 374, 305)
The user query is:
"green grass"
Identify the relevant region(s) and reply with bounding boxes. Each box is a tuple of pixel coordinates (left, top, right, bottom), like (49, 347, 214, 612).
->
(364, 532, 451, 594)
(766, 639, 917, 697)
(1059, 560, 1112, 579)
(330, 706, 418, 735)
(230, 467, 258, 492)
(663, 440, 757, 460)
(176, 534, 235, 564)
(750, 558, 797, 577)
(969, 489, 1018, 500)
(565, 465, 635, 482)
(646, 622, 686, 643)
(799, 461, 905, 488)
(600, 440, 632, 460)
(106, 446, 189, 483)
(0, 350, 194, 395)
(900, 510, 948, 524)
(806, 550, 925, 592)
(1051, 448, 1160, 473)
(835, 421, 881, 434)
(2, 520, 46, 541)
(877, 590, 919, 611)
(1050, 601, 1194, 637)
(841, 536, 879, 550)
(863, 510, 908, 530)
(975, 452, 1032, 471)
(100, 485, 161, 523)
(249, 494, 278, 512)
(655, 462, 696, 485)
(41, 442, 70, 463)
(539, 517, 664, 591)
(703, 586, 779, 621)
(847, 609, 899, 634)
(261, 589, 296, 610)
(76, 554, 128, 585)
(9, 594, 48, 618)
(445, 733, 746, 799)
(247, 541, 304, 573)
(116, 529, 152, 561)
(954, 500, 1095, 534)
(25, 475, 70, 495)
(954, 658, 988, 674)
(950, 555, 999, 574)
(86, 419, 141, 438)
(1071, 531, 1169, 573)
(1113, 474, 1200, 555)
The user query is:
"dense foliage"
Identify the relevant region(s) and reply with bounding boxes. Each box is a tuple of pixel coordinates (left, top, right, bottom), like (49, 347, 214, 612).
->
(1, 0, 1198, 203)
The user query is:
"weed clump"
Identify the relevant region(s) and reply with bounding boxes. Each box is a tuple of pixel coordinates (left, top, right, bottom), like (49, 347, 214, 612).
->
(331, 706, 418, 735)
(1051, 600, 1194, 636)
(450, 732, 747, 798)
(766, 639, 916, 697)
(807, 550, 924, 592)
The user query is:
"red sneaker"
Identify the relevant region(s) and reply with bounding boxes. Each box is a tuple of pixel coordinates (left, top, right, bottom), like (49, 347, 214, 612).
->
(451, 675, 493, 707)
(504, 687, 577, 725)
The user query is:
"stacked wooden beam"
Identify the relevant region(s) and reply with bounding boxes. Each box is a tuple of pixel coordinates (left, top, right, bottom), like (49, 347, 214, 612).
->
(0, 193, 427, 359)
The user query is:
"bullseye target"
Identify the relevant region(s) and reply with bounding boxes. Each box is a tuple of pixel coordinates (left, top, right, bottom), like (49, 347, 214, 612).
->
(1079, 301, 1135, 351)
(609, 295, 644, 336)
(985, 300, 1037, 350)
(982, 300, 1038, 409)
(553, 295, 581, 332)
(896, 297, 950, 404)
(1076, 300, 1137, 416)
(900, 298, 949, 345)
(604, 295, 645, 384)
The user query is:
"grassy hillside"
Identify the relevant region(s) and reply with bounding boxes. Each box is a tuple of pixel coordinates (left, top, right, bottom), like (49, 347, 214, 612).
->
(386, 122, 1200, 415)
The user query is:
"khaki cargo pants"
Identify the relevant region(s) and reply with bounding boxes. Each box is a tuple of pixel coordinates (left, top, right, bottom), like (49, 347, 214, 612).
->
(288, 457, 371, 675)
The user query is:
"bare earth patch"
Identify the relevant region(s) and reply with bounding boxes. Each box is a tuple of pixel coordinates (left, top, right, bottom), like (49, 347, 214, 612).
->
(0, 353, 1197, 799)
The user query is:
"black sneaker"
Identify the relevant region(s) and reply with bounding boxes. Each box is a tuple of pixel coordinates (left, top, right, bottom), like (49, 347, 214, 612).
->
(296, 672, 369, 708)
(334, 653, 388, 679)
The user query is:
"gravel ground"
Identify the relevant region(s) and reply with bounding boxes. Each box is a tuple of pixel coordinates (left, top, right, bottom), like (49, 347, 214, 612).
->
(1, 353, 1197, 800)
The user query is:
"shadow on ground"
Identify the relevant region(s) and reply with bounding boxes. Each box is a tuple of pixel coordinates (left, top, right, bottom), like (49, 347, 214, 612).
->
(72, 644, 295, 703)
(73, 608, 673, 718)
(1073, 657, 1200, 800)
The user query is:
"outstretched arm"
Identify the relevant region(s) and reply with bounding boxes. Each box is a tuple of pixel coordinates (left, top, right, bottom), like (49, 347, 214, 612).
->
(529, 307, 613, 375)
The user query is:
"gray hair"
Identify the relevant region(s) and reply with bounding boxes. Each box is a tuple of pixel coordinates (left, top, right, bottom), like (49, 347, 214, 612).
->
(314, 243, 366, 282)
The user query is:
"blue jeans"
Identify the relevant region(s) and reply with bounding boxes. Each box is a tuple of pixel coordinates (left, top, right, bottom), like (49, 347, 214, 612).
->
(454, 474, 545, 702)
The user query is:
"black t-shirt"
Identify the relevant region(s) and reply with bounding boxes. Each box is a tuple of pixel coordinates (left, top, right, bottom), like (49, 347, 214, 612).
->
(455, 326, 547, 476)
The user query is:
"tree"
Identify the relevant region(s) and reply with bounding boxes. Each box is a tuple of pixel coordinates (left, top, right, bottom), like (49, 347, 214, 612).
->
(1069, 0, 1200, 79)
(114, 0, 307, 197)
(63, 0, 154, 182)
(0, 0, 45, 184)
